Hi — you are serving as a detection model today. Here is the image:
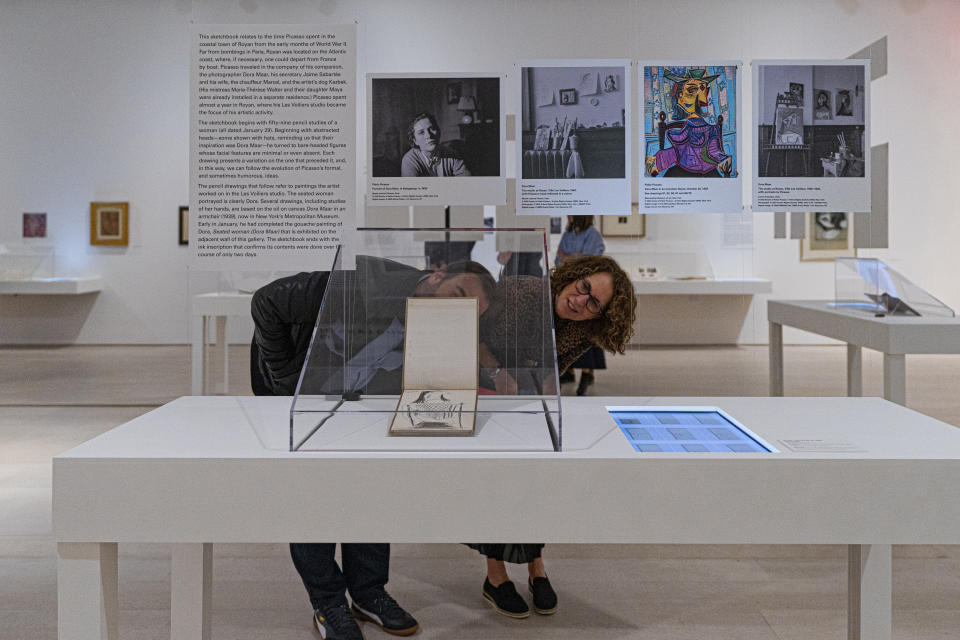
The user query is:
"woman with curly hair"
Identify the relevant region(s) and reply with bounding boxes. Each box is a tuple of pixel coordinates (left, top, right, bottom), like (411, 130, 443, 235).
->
(556, 217, 609, 394)
(469, 254, 637, 619)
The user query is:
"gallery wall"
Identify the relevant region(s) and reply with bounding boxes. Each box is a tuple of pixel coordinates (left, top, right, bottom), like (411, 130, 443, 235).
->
(1, 0, 958, 346)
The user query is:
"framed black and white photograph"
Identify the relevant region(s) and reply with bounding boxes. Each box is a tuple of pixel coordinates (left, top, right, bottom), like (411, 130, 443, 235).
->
(516, 60, 631, 216)
(755, 63, 867, 179)
(753, 60, 870, 213)
(368, 73, 505, 206)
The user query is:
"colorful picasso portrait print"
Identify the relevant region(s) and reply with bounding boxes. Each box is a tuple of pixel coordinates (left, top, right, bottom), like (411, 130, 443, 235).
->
(643, 65, 737, 178)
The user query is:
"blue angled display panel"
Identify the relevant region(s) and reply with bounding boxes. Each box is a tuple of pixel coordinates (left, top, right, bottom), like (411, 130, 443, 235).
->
(607, 407, 775, 453)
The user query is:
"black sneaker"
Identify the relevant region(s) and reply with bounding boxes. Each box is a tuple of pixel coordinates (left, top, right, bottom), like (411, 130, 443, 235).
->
(351, 591, 419, 636)
(528, 576, 557, 615)
(482, 578, 529, 618)
(576, 371, 595, 396)
(559, 370, 575, 384)
(313, 604, 364, 640)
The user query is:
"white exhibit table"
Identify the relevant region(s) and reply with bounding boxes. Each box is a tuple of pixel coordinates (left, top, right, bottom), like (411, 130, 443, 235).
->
(768, 299, 960, 405)
(632, 277, 771, 296)
(0, 276, 102, 295)
(53, 395, 960, 640)
(629, 278, 772, 344)
(190, 292, 252, 396)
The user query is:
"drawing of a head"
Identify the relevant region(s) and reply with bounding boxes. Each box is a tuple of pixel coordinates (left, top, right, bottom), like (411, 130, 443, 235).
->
(414, 390, 448, 403)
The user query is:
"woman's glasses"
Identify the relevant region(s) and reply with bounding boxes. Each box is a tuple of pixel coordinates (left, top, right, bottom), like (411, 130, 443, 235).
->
(574, 277, 604, 316)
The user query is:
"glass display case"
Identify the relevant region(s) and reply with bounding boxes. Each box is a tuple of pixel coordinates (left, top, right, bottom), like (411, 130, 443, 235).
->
(290, 227, 561, 452)
(834, 257, 955, 317)
(0, 245, 55, 280)
(610, 243, 715, 281)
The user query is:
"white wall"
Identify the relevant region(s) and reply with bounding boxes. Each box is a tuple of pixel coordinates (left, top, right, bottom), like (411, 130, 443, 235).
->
(1, 0, 958, 345)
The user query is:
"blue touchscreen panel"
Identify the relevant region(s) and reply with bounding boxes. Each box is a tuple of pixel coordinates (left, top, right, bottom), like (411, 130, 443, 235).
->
(608, 409, 772, 453)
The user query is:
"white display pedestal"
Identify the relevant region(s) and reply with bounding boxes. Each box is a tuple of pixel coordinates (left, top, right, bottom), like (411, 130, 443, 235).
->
(629, 278, 772, 345)
(632, 277, 771, 295)
(54, 395, 960, 640)
(0, 276, 102, 295)
(190, 292, 252, 396)
(768, 299, 960, 405)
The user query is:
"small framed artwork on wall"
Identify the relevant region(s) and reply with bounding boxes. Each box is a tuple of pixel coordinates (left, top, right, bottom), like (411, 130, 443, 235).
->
(800, 212, 855, 261)
(90, 202, 129, 246)
(559, 88, 577, 105)
(22, 213, 47, 238)
(600, 204, 646, 238)
(179, 205, 189, 245)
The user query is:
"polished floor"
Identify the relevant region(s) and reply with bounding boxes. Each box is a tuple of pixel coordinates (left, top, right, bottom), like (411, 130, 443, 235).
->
(2, 344, 960, 639)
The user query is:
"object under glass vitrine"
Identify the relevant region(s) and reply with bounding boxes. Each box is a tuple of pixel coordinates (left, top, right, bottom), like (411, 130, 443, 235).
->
(834, 257, 954, 317)
(289, 227, 562, 452)
(0, 245, 55, 280)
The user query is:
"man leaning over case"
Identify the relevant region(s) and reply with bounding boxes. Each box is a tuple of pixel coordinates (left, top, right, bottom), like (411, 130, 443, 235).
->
(250, 257, 494, 640)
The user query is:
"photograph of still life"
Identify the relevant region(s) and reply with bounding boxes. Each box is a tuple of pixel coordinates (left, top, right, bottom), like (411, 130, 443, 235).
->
(520, 64, 626, 180)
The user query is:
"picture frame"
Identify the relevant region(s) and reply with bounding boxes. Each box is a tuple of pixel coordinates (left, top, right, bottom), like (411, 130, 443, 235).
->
(773, 104, 804, 145)
(446, 81, 462, 104)
(22, 213, 47, 238)
(178, 205, 189, 245)
(835, 89, 853, 116)
(800, 212, 856, 261)
(90, 202, 129, 246)
(600, 204, 646, 237)
(558, 88, 577, 105)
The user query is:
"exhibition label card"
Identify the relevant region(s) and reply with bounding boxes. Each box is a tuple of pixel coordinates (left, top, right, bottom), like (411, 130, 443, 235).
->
(779, 439, 867, 453)
(367, 72, 506, 206)
(190, 24, 356, 270)
(751, 59, 871, 213)
(515, 59, 632, 216)
(639, 61, 743, 214)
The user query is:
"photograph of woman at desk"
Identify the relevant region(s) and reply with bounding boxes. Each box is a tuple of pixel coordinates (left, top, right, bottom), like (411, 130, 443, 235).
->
(369, 76, 500, 178)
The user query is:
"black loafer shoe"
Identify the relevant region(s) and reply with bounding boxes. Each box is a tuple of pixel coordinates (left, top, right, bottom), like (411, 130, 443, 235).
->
(528, 577, 558, 615)
(482, 578, 530, 618)
(314, 604, 364, 640)
(351, 591, 419, 636)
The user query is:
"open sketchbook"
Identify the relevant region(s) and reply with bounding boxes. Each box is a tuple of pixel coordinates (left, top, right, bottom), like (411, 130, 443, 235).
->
(389, 297, 479, 436)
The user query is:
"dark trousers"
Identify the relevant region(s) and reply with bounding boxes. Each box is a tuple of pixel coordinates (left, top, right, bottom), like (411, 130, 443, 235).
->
(290, 543, 390, 610)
